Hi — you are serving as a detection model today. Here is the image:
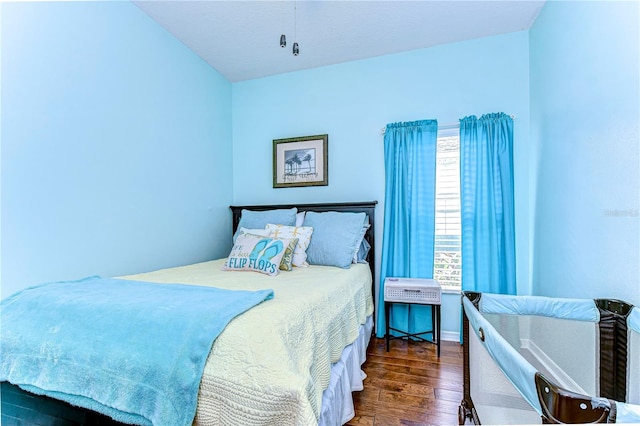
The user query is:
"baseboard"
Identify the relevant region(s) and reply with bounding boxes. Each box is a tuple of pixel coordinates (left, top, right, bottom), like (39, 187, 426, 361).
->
(442, 330, 460, 342)
(520, 338, 586, 394)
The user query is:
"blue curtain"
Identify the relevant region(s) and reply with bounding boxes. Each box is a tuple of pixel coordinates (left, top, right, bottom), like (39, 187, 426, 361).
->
(459, 113, 516, 295)
(376, 120, 438, 338)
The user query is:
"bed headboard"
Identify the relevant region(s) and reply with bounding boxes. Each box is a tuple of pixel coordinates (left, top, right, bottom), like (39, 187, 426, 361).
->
(230, 201, 378, 299)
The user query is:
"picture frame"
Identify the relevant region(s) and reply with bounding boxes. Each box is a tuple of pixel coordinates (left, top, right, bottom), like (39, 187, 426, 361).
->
(273, 134, 328, 188)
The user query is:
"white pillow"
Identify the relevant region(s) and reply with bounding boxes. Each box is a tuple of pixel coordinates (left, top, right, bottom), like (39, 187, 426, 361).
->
(352, 223, 371, 263)
(295, 211, 306, 227)
(265, 224, 313, 267)
(236, 227, 271, 238)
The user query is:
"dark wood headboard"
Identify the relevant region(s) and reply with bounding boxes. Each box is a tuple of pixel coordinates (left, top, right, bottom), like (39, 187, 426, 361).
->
(230, 201, 378, 303)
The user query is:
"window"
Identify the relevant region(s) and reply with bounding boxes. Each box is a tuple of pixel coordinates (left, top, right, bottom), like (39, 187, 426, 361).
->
(433, 131, 461, 290)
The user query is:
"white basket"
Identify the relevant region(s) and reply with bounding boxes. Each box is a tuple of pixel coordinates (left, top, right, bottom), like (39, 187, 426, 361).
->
(384, 278, 441, 305)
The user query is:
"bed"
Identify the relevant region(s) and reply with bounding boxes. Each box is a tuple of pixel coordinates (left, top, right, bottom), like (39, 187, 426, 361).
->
(1, 201, 377, 426)
(458, 291, 640, 424)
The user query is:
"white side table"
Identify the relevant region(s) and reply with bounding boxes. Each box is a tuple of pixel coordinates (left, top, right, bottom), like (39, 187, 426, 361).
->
(384, 277, 442, 357)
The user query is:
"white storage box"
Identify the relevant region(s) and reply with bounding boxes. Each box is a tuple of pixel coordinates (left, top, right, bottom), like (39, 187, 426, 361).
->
(384, 277, 441, 305)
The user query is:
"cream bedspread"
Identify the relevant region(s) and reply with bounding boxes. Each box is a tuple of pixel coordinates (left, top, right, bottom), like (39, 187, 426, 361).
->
(121, 259, 373, 426)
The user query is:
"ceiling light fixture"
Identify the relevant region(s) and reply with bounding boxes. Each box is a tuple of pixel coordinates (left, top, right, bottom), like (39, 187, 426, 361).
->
(279, 0, 286, 47)
(278, 0, 300, 56)
(292, 0, 300, 56)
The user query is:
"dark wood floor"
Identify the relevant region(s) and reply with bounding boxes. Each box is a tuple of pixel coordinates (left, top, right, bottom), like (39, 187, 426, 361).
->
(347, 337, 463, 426)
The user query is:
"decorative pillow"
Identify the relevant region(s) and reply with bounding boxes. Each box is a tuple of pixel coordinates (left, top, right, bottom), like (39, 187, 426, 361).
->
(352, 222, 371, 263)
(236, 227, 271, 239)
(266, 224, 314, 267)
(233, 208, 297, 242)
(236, 228, 297, 271)
(279, 238, 299, 271)
(295, 211, 306, 227)
(303, 211, 367, 269)
(222, 234, 294, 276)
(355, 238, 371, 264)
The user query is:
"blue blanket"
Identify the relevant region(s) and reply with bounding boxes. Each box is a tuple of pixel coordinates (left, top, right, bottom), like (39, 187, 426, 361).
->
(0, 276, 274, 426)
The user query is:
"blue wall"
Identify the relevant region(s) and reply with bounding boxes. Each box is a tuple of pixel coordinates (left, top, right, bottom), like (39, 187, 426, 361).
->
(232, 32, 532, 335)
(529, 1, 640, 305)
(4, 1, 637, 335)
(1, 2, 233, 297)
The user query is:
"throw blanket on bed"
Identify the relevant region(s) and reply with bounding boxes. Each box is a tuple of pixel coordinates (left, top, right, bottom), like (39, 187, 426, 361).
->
(0, 276, 274, 426)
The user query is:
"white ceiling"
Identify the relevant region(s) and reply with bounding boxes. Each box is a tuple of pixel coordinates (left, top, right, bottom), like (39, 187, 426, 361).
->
(133, 0, 546, 82)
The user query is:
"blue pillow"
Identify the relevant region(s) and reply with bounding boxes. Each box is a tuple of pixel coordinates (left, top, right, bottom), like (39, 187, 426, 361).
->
(233, 208, 297, 242)
(303, 211, 367, 268)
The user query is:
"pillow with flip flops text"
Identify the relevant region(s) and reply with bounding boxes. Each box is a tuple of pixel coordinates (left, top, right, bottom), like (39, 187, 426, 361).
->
(223, 233, 298, 276)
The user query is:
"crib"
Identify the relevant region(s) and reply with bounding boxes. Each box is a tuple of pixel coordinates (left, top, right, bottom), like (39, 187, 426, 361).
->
(459, 291, 640, 424)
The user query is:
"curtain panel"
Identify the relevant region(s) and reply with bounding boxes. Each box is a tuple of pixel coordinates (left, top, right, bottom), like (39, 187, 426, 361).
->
(459, 112, 516, 295)
(376, 120, 438, 338)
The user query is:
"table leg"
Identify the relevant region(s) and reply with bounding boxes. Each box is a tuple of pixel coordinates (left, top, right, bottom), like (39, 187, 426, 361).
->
(385, 301, 390, 352)
(436, 305, 441, 358)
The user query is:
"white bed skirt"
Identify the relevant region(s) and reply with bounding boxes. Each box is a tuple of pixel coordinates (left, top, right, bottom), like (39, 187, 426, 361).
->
(319, 315, 373, 426)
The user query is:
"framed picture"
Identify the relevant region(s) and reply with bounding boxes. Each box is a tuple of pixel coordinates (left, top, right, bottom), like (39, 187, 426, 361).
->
(273, 134, 328, 188)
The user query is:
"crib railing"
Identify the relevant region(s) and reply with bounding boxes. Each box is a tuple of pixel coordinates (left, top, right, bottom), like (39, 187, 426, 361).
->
(534, 372, 614, 424)
(459, 291, 640, 425)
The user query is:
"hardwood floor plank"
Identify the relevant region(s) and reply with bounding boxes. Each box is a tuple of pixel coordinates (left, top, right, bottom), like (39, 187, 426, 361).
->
(364, 359, 463, 383)
(377, 391, 461, 412)
(365, 414, 427, 426)
(364, 368, 461, 390)
(347, 337, 463, 426)
(350, 398, 460, 424)
(346, 415, 375, 426)
(378, 390, 436, 409)
(366, 378, 435, 397)
(352, 386, 381, 405)
(365, 352, 463, 372)
(434, 388, 463, 403)
(372, 412, 460, 426)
